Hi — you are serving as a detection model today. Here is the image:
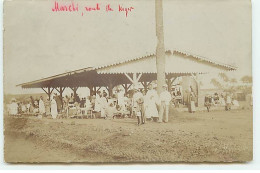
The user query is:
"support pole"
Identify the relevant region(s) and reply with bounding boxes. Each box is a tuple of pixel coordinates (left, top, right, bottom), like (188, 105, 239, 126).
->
(55, 87, 65, 98)
(124, 73, 142, 88)
(70, 87, 78, 100)
(42, 87, 54, 100)
(196, 73, 201, 107)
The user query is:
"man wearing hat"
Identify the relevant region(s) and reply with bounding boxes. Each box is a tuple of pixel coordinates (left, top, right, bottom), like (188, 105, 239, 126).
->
(159, 84, 172, 123)
(132, 86, 144, 125)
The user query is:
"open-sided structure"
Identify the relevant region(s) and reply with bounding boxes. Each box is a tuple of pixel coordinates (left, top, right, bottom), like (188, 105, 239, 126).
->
(17, 49, 237, 105)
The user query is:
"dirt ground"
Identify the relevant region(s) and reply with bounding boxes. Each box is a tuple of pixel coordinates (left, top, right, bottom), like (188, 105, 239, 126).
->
(4, 108, 253, 163)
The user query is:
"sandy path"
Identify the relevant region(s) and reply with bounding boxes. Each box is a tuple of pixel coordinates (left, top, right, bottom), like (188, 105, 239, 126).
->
(4, 109, 253, 163)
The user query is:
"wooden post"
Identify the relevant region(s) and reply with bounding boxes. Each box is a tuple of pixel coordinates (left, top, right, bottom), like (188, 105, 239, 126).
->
(196, 73, 201, 107)
(124, 73, 142, 88)
(55, 87, 65, 97)
(141, 81, 148, 94)
(70, 87, 78, 98)
(42, 87, 54, 100)
(155, 0, 166, 95)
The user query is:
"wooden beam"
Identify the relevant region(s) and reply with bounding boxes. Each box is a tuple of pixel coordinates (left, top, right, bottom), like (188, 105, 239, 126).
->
(124, 73, 134, 83)
(127, 84, 132, 90)
(136, 73, 142, 82)
(41, 87, 48, 95)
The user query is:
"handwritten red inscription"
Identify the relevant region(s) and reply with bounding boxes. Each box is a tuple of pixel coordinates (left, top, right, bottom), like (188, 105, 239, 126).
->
(52, 1, 79, 12)
(51, 1, 135, 18)
(85, 3, 100, 11)
(118, 5, 134, 17)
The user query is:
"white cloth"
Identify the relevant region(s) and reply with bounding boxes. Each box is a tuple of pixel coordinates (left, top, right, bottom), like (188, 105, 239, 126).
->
(9, 103, 18, 115)
(100, 97, 107, 118)
(21, 105, 26, 112)
(219, 97, 226, 106)
(85, 99, 92, 110)
(226, 96, 232, 104)
(160, 91, 172, 106)
(144, 90, 159, 118)
(117, 91, 125, 106)
(39, 99, 45, 114)
(132, 92, 143, 107)
(51, 99, 58, 119)
(190, 101, 196, 112)
(94, 94, 101, 112)
(232, 100, 239, 106)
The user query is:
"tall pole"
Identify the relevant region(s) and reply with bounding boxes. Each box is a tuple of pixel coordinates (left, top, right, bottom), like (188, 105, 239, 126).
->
(155, 0, 166, 94)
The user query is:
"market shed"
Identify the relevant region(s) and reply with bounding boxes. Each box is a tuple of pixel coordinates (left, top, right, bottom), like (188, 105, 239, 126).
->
(17, 49, 237, 102)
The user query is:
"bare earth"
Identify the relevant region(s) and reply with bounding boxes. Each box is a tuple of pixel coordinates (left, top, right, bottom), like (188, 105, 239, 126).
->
(4, 108, 253, 163)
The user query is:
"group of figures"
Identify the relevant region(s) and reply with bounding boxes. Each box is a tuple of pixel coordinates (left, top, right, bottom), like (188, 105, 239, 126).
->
(7, 83, 172, 125)
(204, 92, 240, 112)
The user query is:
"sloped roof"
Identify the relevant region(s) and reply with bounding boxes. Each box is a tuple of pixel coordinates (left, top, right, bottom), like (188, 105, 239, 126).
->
(94, 49, 237, 72)
(17, 49, 237, 88)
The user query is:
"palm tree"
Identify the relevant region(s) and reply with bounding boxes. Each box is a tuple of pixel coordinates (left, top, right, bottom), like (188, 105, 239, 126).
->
(155, 0, 166, 94)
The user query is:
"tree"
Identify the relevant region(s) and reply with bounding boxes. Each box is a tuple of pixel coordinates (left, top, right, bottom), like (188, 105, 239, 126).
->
(155, 0, 166, 94)
(210, 78, 223, 89)
(241, 75, 252, 83)
(219, 73, 229, 82)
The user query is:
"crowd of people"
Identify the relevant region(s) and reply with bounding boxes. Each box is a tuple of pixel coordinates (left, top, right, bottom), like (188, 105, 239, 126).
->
(204, 92, 239, 112)
(7, 83, 244, 124)
(7, 83, 172, 125)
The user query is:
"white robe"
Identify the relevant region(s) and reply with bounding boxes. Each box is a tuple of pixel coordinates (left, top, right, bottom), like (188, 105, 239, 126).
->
(94, 94, 101, 112)
(51, 99, 58, 119)
(117, 91, 125, 106)
(39, 99, 45, 114)
(100, 97, 107, 118)
(9, 103, 18, 115)
(144, 90, 159, 118)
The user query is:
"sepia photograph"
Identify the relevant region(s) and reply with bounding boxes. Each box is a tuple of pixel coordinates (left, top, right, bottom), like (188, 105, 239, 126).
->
(3, 0, 252, 163)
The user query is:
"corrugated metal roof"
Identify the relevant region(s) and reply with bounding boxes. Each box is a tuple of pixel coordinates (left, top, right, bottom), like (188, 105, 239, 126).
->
(94, 49, 237, 71)
(17, 49, 237, 88)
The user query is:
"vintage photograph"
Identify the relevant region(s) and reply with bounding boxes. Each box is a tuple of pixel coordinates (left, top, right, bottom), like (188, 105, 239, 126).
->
(3, 0, 252, 163)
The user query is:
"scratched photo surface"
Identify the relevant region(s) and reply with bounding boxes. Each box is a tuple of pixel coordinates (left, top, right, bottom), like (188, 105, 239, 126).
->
(3, 0, 252, 163)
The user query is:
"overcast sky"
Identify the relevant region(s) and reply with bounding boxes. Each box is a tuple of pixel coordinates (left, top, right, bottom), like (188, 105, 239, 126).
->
(4, 0, 251, 94)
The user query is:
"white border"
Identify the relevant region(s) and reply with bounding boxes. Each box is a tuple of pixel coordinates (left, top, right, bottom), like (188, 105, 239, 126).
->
(1, 0, 260, 170)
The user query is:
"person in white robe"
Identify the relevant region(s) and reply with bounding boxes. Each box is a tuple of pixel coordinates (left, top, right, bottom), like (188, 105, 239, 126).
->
(100, 93, 108, 118)
(94, 91, 101, 112)
(219, 94, 226, 106)
(117, 89, 125, 110)
(144, 84, 159, 120)
(9, 98, 18, 115)
(51, 95, 58, 119)
(39, 96, 46, 115)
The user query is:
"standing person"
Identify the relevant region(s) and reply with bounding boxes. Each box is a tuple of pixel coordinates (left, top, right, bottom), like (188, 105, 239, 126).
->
(45, 98, 51, 116)
(51, 95, 58, 119)
(64, 95, 70, 118)
(69, 93, 74, 104)
(204, 94, 211, 112)
(100, 92, 108, 119)
(117, 88, 125, 111)
(9, 98, 18, 116)
(158, 84, 172, 123)
(39, 96, 46, 115)
(185, 89, 191, 113)
(29, 96, 35, 113)
(190, 91, 196, 113)
(133, 87, 144, 125)
(219, 93, 226, 106)
(94, 91, 101, 112)
(55, 94, 62, 113)
(225, 93, 232, 111)
(144, 84, 159, 122)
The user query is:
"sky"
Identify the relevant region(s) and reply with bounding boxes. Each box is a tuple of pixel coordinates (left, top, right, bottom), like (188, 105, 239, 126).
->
(3, 0, 252, 94)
